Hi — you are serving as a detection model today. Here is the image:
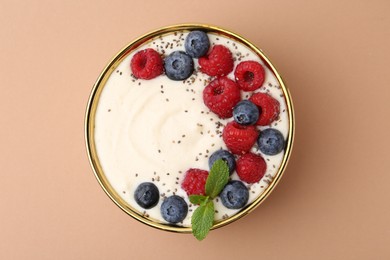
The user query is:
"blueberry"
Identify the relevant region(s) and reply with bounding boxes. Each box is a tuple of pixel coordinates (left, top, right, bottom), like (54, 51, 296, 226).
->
(208, 149, 236, 175)
(164, 51, 194, 80)
(134, 182, 159, 209)
(257, 128, 285, 155)
(220, 181, 249, 209)
(233, 100, 259, 125)
(184, 31, 210, 58)
(160, 195, 188, 223)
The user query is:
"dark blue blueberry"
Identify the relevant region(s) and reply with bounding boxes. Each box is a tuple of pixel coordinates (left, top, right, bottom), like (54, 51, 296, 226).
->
(233, 100, 259, 126)
(160, 195, 188, 224)
(164, 51, 194, 80)
(257, 128, 285, 155)
(184, 31, 210, 58)
(208, 149, 236, 175)
(134, 182, 159, 209)
(220, 181, 249, 209)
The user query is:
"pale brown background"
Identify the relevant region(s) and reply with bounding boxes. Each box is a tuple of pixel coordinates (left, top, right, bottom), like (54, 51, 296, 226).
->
(1, 0, 389, 259)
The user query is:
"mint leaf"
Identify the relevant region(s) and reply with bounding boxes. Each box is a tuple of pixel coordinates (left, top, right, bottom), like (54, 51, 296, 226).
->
(189, 159, 230, 240)
(191, 200, 214, 241)
(189, 195, 208, 205)
(205, 159, 230, 199)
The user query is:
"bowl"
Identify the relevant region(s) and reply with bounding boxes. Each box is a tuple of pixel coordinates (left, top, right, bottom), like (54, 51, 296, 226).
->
(85, 24, 294, 233)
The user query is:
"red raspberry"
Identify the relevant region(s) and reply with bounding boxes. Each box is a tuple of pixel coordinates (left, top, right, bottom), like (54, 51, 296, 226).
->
(130, 48, 163, 80)
(249, 93, 280, 126)
(181, 169, 209, 196)
(236, 153, 267, 183)
(199, 45, 234, 77)
(222, 121, 258, 155)
(234, 61, 265, 91)
(203, 77, 241, 118)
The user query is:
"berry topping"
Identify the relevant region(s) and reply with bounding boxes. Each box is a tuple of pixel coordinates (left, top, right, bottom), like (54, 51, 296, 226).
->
(203, 77, 241, 118)
(130, 48, 164, 80)
(208, 149, 236, 175)
(185, 31, 210, 58)
(181, 169, 209, 196)
(199, 45, 234, 77)
(258, 128, 285, 155)
(134, 182, 160, 209)
(220, 181, 249, 209)
(160, 195, 188, 224)
(234, 61, 265, 91)
(249, 93, 280, 126)
(233, 100, 259, 126)
(222, 121, 258, 155)
(236, 153, 267, 183)
(164, 51, 194, 80)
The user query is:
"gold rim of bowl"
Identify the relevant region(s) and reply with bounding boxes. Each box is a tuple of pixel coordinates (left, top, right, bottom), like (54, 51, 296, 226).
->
(85, 23, 295, 233)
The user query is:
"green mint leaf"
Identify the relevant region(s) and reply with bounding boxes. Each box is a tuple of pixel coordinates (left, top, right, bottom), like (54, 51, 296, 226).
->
(189, 195, 208, 205)
(191, 200, 214, 241)
(190, 159, 229, 240)
(205, 159, 230, 199)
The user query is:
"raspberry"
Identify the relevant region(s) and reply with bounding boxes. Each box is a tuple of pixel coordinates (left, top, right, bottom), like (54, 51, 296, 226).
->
(234, 61, 265, 91)
(199, 45, 234, 77)
(236, 153, 266, 183)
(130, 48, 163, 80)
(203, 77, 241, 118)
(222, 121, 258, 155)
(181, 169, 209, 196)
(249, 93, 280, 126)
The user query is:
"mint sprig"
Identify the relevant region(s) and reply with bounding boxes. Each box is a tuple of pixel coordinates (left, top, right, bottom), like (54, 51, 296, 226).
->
(191, 159, 229, 240)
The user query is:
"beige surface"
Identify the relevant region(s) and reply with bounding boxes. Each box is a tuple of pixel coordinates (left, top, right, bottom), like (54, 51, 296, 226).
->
(1, 0, 389, 259)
